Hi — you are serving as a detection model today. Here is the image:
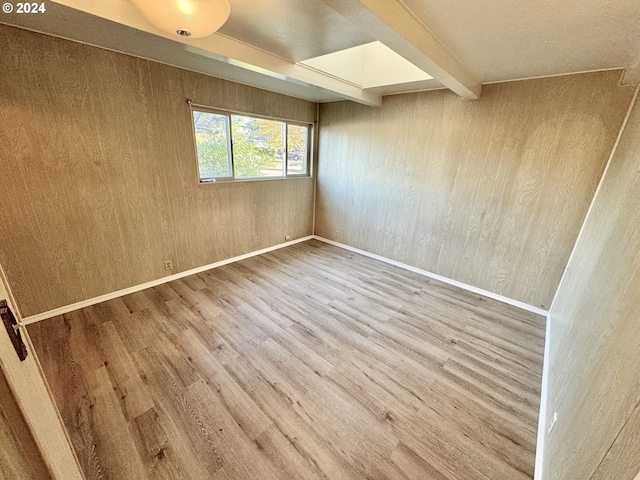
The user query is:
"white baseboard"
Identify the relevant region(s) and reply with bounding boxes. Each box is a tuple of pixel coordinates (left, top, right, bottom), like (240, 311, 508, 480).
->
(312, 236, 549, 316)
(22, 236, 314, 325)
(534, 312, 552, 480)
(22, 232, 552, 474)
(312, 235, 551, 477)
(23, 232, 552, 480)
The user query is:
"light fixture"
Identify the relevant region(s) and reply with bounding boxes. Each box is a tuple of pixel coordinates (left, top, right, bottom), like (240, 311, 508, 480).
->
(130, 0, 231, 39)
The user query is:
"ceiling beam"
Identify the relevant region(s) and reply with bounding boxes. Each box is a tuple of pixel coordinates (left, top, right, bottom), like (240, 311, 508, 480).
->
(187, 34, 382, 106)
(49, 0, 382, 106)
(320, 0, 482, 99)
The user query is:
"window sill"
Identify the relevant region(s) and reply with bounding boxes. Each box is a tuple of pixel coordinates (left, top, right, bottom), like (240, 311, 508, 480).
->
(198, 175, 312, 185)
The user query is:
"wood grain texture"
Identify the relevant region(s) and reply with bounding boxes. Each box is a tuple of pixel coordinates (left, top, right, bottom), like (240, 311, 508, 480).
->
(29, 240, 545, 480)
(0, 366, 52, 480)
(315, 71, 635, 309)
(0, 24, 315, 317)
(0, 267, 83, 479)
(591, 400, 640, 480)
(542, 92, 640, 480)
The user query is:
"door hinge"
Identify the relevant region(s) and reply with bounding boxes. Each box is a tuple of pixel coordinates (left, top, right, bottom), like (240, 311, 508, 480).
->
(0, 300, 28, 361)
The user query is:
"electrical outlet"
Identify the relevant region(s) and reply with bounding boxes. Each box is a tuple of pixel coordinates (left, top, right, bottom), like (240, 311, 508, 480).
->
(285, 235, 291, 241)
(548, 412, 558, 434)
(164, 260, 173, 271)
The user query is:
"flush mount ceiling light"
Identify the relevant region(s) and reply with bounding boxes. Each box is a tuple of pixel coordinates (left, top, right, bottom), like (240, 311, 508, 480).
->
(130, 0, 231, 39)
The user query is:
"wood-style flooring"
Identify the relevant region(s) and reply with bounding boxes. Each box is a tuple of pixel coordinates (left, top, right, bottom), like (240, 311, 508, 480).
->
(28, 240, 545, 479)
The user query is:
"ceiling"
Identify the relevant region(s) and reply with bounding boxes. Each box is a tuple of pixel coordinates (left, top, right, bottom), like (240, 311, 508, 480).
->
(2, 0, 639, 105)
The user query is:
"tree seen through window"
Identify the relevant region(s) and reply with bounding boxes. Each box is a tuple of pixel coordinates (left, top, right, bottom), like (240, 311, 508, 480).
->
(193, 110, 310, 181)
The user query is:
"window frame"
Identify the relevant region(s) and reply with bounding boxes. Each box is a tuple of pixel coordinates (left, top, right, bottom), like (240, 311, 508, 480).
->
(190, 104, 313, 184)
(285, 122, 312, 178)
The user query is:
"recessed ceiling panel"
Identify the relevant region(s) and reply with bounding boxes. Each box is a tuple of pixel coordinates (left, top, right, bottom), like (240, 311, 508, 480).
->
(301, 42, 433, 89)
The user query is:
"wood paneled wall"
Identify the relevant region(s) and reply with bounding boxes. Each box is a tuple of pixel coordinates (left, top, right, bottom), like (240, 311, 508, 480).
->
(0, 25, 316, 317)
(542, 91, 640, 480)
(315, 72, 634, 309)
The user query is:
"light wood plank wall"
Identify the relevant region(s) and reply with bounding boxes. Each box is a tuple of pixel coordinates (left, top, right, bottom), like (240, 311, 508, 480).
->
(542, 91, 640, 480)
(315, 72, 634, 309)
(0, 25, 316, 317)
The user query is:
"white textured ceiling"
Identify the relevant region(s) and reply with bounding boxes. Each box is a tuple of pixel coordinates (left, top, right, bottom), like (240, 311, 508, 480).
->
(2, 0, 639, 103)
(217, 0, 373, 62)
(401, 0, 640, 83)
(0, 2, 358, 103)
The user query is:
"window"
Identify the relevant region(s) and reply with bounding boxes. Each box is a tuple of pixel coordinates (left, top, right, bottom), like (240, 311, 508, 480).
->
(192, 107, 311, 182)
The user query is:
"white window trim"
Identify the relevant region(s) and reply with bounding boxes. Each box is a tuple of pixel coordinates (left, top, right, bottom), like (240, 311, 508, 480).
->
(190, 103, 312, 183)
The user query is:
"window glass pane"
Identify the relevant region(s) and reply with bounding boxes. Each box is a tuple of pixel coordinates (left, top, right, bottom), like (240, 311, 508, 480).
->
(287, 124, 308, 175)
(193, 111, 232, 179)
(231, 116, 284, 178)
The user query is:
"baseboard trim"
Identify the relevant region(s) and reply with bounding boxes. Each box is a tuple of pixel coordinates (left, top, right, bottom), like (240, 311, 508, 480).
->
(24, 232, 552, 474)
(534, 312, 552, 479)
(312, 235, 551, 475)
(312, 236, 549, 317)
(24, 233, 549, 320)
(22, 236, 314, 325)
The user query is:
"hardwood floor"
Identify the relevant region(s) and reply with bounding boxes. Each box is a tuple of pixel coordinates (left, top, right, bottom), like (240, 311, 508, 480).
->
(28, 240, 545, 479)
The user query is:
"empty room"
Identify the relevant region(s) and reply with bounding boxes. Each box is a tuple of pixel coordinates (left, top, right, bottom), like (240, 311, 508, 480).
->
(1, 1, 639, 479)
